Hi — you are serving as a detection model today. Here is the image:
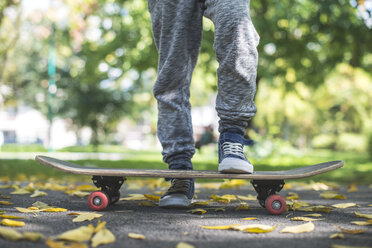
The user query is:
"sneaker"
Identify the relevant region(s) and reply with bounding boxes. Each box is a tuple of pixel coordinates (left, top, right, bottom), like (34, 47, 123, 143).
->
(218, 131, 254, 173)
(159, 178, 194, 208)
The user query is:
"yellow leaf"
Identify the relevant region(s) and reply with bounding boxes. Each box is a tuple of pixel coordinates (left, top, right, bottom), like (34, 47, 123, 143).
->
(351, 220, 372, 226)
(72, 213, 103, 223)
(200, 183, 222, 190)
(220, 179, 247, 189)
(43, 208, 68, 212)
(329, 233, 344, 239)
(347, 183, 358, 192)
(191, 200, 211, 206)
(175, 242, 195, 248)
(232, 224, 276, 233)
(354, 211, 372, 219)
(94, 221, 107, 233)
(187, 208, 207, 215)
(144, 194, 160, 202)
(23, 232, 44, 242)
(319, 192, 346, 200)
(32, 201, 51, 209)
(138, 201, 155, 207)
(241, 217, 258, 220)
(11, 188, 31, 195)
(91, 228, 116, 247)
(235, 203, 250, 211)
(280, 222, 315, 233)
(368, 204, 372, 207)
(15, 207, 41, 213)
(71, 191, 91, 198)
(298, 205, 332, 213)
(331, 245, 372, 248)
(128, 233, 146, 240)
(75, 185, 98, 191)
(332, 203, 358, 209)
(210, 194, 236, 203)
(334, 225, 366, 234)
(200, 224, 240, 230)
(0, 226, 23, 241)
(28, 207, 40, 210)
(0, 215, 23, 219)
(302, 213, 322, 217)
(46, 238, 88, 248)
(57, 226, 94, 242)
(237, 194, 256, 201)
(1, 219, 25, 227)
(290, 217, 324, 222)
(286, 192, 300, 200)
(0, 201, 12, 205)
(120, 194, 147, 201)
(30, 190, 48, 198)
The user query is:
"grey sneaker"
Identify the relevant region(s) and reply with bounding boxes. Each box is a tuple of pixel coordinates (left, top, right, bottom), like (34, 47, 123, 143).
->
(218, 130, 254, 173)
(159, 178, 194, 208)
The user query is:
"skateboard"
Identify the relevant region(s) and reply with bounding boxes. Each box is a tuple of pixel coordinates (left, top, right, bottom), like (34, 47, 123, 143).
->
(35, 155, 343, 215)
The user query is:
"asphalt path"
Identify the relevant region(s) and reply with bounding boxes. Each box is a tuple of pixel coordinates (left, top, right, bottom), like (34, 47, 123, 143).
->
(0, 181, 372, 248)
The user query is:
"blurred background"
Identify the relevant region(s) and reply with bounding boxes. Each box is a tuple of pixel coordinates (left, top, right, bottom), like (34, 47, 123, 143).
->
(0, 0, 371, 183)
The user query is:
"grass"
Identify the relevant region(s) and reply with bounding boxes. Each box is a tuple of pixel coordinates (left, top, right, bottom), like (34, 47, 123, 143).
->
(0, 148, 371, 184)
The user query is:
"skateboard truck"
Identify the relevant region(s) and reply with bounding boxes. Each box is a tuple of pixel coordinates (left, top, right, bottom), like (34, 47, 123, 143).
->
(251, 180, 286, 214)
(88, 176, 126, 211)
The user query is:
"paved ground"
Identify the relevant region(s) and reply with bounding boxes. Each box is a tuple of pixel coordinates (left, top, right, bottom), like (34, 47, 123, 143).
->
(0, 180, 371, 248)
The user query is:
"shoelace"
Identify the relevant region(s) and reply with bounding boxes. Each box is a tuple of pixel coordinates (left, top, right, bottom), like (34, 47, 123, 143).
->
(167, 179, 192, 194)
(222, 142, 245, 159)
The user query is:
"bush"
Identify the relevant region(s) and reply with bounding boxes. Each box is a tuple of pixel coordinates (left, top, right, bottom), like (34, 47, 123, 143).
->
(335, 133, 366, 153)
(312, 134, 336, 149)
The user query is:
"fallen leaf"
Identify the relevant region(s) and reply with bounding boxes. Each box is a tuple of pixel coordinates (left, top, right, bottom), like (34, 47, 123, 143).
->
(57, 226, 94, 242)
(237, 195, 256, 201)
(191, 200, 211, 206)
(11, 188, 31, 195)
(94, 221, 107, 233)
(72, 213, 103, 223)
(210, 194, 236, 203)
(290, 217, 324, 222)
(0, 201, 12, 205)
(0, 215, 23, 219)
(286, 192, 300, 200)
(32, 201, 51, 209)
(347, 183, 358, 192)
(120, 194, 147, 201)
(91, 228, 116, 247)
(280, 222, 315, 233)
(329, 233, 344, 239)
(331, 245, 372, 248)
(220, 179, 247, 189)
(187, 208, 206, 215)
(235, 203, 250, 211)
(43, 208, 68, 212)
(351, 220, 372, 226)
(46, 238, 88, 248)
(320, 192, 346, 200)
(128, 233, 146, 240)
(332, 203, 358, 209)
(0, 226, 23, 241)
(302, 213, 322, 217)
(298, 205, 332, 213)
(14, 207, 41, 213)
(354, 211, 372, 219)
(232, 224, 276, 233)
(200, 224, 240, 230)
(76, 185, 98, 191)
(23, 232, 44, 242)
(175, 242, 195, 248)
(30, 190, 48, 198)
(213, 207, 226, 212)
(1, 219, 25, 227)
(334, 225, 366, 234)
(70, 191, 90, 198)
(144, 194, 160, 202)
(241, 217, 258, 220)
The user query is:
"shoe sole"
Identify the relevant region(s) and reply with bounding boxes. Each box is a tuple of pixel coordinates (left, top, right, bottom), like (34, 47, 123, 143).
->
(219, 157, 254, 174)
(159, 194, 192, 208)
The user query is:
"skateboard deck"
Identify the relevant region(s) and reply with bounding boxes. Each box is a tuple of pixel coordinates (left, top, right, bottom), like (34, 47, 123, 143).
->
(35, 155, 343, 214)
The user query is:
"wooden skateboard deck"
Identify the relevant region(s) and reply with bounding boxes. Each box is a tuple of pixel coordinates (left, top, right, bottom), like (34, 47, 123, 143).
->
(35, 155, 343, 180)
(35, 155, 343, 214)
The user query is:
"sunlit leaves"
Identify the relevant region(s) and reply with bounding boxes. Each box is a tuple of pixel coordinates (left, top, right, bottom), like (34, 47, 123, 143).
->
(280, 222, 315, 234)
(57, 226, 94, 242)
(91, 228, 115, 247)
(0, 219, 25, 227)
(332, 203, 358, 209)
(72, 213, 103, 223)
(128, 233, 146, 240)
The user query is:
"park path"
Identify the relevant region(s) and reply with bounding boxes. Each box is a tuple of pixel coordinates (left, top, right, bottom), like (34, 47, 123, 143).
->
(0, 179, 371, 248)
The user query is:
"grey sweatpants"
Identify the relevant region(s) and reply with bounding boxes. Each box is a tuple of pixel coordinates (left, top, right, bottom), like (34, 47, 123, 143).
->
(148, 0, 260, 166)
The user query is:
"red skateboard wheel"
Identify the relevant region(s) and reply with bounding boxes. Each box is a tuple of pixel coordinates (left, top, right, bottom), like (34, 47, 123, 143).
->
(265, 194, 286, 215)
(88, 191, 109, 211)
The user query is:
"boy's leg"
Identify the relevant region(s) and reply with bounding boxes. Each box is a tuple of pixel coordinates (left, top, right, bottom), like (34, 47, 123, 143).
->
(203, 0, 260, 173)
(148, 0, 203, 206)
